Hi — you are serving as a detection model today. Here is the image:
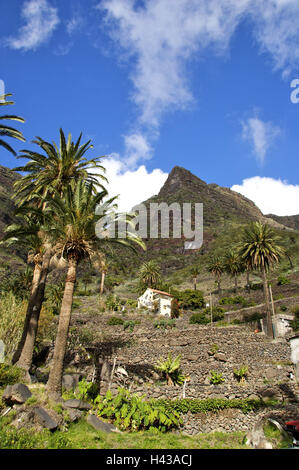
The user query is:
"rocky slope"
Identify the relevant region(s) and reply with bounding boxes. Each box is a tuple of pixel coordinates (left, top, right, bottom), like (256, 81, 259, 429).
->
(266, 214, 299, 231)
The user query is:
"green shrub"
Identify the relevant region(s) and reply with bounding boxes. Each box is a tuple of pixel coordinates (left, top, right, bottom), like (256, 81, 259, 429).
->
(76, 289, 92, 297)
(155, 353, 185, 386)
(231, 319, 243, 325)
(170, 298, 180, 318)
(251, 283, 263, 290)
(240, 299, 256, 308)
(291, 305, 299, 331)
(94, 388, 181, 432)
(219, 296, 255, 308)
(244, 312, 264, 323)
(206, 306, 225, 321)
(171, 289, 205, 310)
(291, 305, 299, 316)
(107, 317, 124, 326)
(233, 365, 248, 383)
(77, 379, 99, 401)
(209, 371, 224, 385)
(45, 283, 65, 315)
(190, 306, 225, 323)
(189, 312, 209, 324)
(0, 364, 24, 387)
(277, 275, 290, 286)
(210, 344, 219, 355)
(153, 319, 176, 330)
(104, 276, 123, 291)
(123, 320, 136, 332)
(0, 292, 27, 361)
(0, 268, 33, 301)
(219, 296, 234, 305)
(154, 397, 266, 414)
(105, 294, 122, 312)
(126, 299, 138, 309)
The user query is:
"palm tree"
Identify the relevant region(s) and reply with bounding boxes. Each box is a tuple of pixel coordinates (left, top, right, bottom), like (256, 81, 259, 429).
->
(238, 222, 284, 338)
(208, 256, 224, 294)
(190, 266, 200, 290)
(224, 249, 243, 292)
(13, 128, 107, 205)
(9, 130, 107, 373)
(138, 260, 161, 290)
(1, 206, 55, 372)
(0, 93, 25, 155)
(46, 182, 145, 398)
(91, 252, 109, 295)
(100, 257, 108, 296)
(1, 213, 44, 366)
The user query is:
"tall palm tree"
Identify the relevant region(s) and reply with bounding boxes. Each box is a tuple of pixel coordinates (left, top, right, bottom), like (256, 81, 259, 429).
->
(46, 182, 145, 398)
(9, 130, 107, 373)
(1, 206, 55, 372)
(99, 256, 109, 295)
(224, 249, 243, 292)
(138, 260, 161, 290)
(190, 266, 200, 290)
(1, 211, 44, 366)
(208, 256, 224, 294)
(238, 222, 284, 338)
(13, 128, 107, 205)
(0, 93, 25, 155)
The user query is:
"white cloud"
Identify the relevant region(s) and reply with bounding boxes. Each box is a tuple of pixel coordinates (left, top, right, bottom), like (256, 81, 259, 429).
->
(250, 0, 299, 74)
(6, 0, 59, 51)
(99, 0, 251, 128)
(99, 0, 299, 132)
(123, 132, 153, 168)
(67, 14, 83, 36)
(241, 117, 281, 164)
(102, 157, 168, 212)
(232, 176, 299, 216)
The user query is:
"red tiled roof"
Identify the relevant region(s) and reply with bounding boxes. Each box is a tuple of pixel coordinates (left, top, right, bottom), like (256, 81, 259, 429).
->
(149, 288, 173, 297)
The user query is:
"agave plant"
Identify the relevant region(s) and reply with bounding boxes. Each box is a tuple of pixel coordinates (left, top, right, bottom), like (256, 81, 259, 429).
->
(233, 365, 248, 384)
(155, 353, 185, 386)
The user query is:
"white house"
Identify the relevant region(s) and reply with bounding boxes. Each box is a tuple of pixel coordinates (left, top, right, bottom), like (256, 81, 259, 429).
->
(138, 288, 174, 317)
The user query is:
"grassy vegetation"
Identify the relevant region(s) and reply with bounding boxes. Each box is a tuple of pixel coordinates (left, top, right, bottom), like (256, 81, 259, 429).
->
(0, 417, 249, 449)
(263, 421, 293, 449)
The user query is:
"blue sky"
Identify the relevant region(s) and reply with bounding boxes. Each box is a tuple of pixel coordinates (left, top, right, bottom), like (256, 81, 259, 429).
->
(1, 0, 299, 215)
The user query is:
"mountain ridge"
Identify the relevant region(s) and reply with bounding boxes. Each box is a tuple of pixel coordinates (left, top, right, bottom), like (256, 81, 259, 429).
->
(144, 165, 291, 231)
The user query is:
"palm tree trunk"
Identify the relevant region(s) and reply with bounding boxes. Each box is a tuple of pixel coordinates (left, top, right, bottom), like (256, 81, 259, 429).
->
(246, 269, 250, 291)
(16, 248, 52, 372)
(234, 274, 238, 292)
(100, 271, 105, 295)
(12, 262, 42, 365)
(47, 258, 77, 399)
(217, 276, 221, 294)
(193, 277, 197, 291)
(262, 266, 274, 339)
(286, 253, 293, 269)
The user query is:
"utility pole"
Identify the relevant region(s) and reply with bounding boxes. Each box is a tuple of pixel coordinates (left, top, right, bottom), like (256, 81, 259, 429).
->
(269, 284, 276, 338)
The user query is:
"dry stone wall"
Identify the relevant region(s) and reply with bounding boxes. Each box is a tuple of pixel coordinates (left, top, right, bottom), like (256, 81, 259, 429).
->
(61, 312, 298, 401)
(42, 311, 299, 436)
